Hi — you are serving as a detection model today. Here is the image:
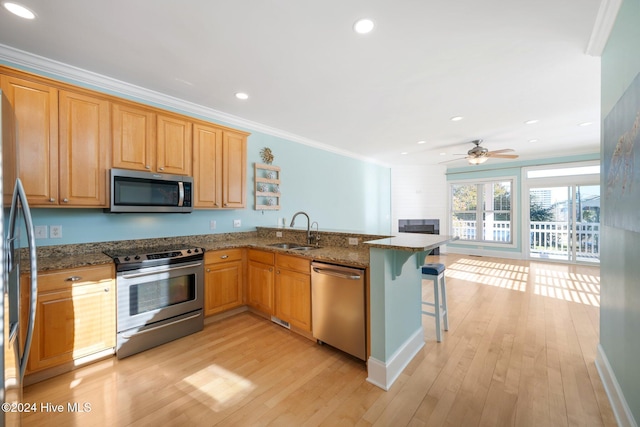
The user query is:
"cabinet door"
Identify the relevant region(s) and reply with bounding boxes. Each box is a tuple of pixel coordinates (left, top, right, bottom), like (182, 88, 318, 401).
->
(1, 75, 58, 205)
(247, 260, 274, 315)
(58, 90, 110, 206)
(275, 268, 311, 332)
(27, 278, 115, 372)
(204, 260, 243, 316)
(222, 130, 247, 208)
(112, 102, 155, 171)
(157, 114, 192, 175)
(192, 123, 223, 208)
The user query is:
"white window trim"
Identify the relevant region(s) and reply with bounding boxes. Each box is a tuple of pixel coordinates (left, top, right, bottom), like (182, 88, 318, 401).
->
(448, 175, 518, 249)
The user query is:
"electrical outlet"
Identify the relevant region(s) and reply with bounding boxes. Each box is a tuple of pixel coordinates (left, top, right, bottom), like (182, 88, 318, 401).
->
(348, 237, 358, 245)
(276, 231, 283, 237)
(34, 225, 48, 239)
(209, 220, 216, 230)
(50, 225, 62, 239)
(233, 219, 241, 228)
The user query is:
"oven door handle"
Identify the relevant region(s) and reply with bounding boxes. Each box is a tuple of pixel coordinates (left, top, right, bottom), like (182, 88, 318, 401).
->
(120, 262, 203, 279)
(121, 312, 202, 339)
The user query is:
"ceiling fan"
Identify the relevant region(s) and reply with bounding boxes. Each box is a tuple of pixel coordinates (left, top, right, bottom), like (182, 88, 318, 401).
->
(444, 139, 519, 165)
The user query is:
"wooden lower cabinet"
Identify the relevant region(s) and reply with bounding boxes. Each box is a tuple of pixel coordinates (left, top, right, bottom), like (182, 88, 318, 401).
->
(21, 264, 115, 374)
(274, 254, 311, 332)
(204, 249, 244, 316)
(247, 250, 275, 315)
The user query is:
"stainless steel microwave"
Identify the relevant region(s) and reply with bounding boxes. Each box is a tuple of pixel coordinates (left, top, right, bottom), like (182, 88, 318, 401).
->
(107, 168, 193, 213)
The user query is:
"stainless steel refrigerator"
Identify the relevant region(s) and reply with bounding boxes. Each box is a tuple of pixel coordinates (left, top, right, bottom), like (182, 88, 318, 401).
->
(1, 90, 38, 426)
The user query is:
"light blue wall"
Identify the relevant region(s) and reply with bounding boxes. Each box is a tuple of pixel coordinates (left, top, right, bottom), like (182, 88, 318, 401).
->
(600, 0, 640, 422)
(444, 154, 599, 255)
(3, 63, 392, 246)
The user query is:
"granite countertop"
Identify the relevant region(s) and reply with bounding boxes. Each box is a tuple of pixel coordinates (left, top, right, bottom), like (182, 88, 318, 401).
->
(30, 230, 454, 273)
(364, 233, 458, 252)
(31, 236, 370, 272)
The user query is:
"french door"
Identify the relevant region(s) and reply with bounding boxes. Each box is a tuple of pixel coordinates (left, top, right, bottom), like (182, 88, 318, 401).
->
(527, 184, 600, 263)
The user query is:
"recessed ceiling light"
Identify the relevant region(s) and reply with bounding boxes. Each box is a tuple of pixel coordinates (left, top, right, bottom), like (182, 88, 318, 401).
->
(450, 116, 464, 122)
(3, 2, 35, 19)
(417, 140, 426, 145)
(235, 92, 249, 100)
(579, 121, 593, 127)
(524, 119, 539, 125)
(440, 152, 447, 156)
(528, 139, 538, 143)
(353, 18, 374, 34)
(400, 152, 408, 155)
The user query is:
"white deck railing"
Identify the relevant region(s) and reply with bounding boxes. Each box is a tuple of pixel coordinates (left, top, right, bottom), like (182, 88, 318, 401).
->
(451, 220, 600, 259)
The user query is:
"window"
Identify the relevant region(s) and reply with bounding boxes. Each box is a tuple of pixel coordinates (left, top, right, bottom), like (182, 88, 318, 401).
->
(450, 179, 513, 243)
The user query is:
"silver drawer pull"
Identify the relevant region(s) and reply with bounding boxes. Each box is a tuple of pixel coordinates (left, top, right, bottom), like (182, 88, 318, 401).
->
(65, 276, 82, 282)
(220, 255, 229, 259)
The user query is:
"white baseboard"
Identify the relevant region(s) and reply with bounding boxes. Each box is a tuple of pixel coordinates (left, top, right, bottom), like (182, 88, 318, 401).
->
(366, 327, 425, 391)
(595, 344, 638, 427)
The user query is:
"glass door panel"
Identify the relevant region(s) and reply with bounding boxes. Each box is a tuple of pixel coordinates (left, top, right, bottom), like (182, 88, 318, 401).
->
(529, 186, 572, 261)
(528, 185, 600, 263)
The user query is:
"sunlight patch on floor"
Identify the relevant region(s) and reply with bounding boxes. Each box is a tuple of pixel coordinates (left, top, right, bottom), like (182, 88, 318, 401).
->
(446, 258, 529, 292)
(179, 364, 256, 411)
(533, 268, 600, 307)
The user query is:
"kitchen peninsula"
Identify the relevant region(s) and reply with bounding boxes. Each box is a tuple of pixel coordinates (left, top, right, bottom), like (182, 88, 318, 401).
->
(23, 228, 454, 392)
(364, 233, 457, 390)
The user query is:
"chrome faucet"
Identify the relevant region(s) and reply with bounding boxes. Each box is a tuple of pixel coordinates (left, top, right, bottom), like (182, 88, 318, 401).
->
(290, 211, 312, 244)
(311, 221, 320, 246)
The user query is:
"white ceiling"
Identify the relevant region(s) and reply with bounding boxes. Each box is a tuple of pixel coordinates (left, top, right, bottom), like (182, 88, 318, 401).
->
(0, 0, 604, 166)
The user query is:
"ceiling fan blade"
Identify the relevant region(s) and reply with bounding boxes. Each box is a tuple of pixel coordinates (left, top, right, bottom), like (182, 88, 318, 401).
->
(438, 157, 469, 164)
(488, 154, 519, 159)
(486, 148, 515, 155)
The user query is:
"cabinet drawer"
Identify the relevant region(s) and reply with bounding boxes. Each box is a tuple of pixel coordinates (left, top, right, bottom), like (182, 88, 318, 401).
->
(248, 249, 275, 265)
(37, 264, 115, 293)
(205, 248, 243, 264)
(276, 254, 310, 274)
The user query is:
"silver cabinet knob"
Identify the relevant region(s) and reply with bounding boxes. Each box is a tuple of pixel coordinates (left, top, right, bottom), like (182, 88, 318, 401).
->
(63, 198, 69, 203)
(159, 167, 164, 171)
(206, 268, 211, 273)
(220, 255, 228, 259)
(65, 276, 82, 282)
(104, 287, 110, 292)
(145, 165, 151, 169)
(49, 198, 55, 202)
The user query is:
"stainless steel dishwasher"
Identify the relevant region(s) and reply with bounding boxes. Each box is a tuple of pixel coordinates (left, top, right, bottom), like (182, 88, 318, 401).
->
(311, 261, 366, 360)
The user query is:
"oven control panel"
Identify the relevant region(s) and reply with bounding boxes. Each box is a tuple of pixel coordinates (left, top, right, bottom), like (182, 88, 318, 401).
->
(109, 247, 204, 269)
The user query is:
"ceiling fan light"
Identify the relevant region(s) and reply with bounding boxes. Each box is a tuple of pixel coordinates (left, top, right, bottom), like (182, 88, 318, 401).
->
(468, 156, 488, 165)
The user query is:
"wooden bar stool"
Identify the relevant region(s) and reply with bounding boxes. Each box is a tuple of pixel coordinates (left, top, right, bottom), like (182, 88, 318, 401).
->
(421, 263, 449, 342)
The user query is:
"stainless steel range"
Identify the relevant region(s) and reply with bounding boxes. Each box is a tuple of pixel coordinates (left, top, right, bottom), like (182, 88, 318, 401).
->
(104, 245, 205, 359)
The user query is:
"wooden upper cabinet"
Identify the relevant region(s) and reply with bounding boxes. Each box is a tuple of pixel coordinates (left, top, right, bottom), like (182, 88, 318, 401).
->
(157, 114, 192, 175)
(222, 130, 247, 208)
(58, 90, 110, 206)
(1, 75, 58, 205)
(192, 122, 223, 208)
(193, 124, 247, 209)
(111, 102, 156, 172)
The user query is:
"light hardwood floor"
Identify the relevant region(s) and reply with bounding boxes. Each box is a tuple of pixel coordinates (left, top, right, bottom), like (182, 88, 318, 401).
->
(22, 254, 617, 426)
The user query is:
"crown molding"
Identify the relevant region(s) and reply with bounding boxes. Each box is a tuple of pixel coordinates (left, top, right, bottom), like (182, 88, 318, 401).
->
(0, 43, 386, 166)
(585, 0, 623, 56)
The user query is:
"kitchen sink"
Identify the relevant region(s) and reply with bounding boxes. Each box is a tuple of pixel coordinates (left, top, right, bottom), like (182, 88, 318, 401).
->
(267, 242, 300, 249)
(266, 242, 320, 251)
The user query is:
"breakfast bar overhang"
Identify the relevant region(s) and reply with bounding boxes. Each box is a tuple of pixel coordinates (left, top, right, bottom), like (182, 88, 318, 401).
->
(364, 233, 458, 391)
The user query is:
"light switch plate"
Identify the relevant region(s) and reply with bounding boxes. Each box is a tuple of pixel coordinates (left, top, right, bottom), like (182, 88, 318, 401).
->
(34, 225, 47, 239)
(209, 220, 216, 230)
(233, 219, 241, 228)
(276, 231, 283, 237)
(348, 237, 358, 245)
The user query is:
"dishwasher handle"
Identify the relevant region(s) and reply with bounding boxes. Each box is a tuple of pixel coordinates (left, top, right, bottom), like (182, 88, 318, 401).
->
(312, 265, 362, 280)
